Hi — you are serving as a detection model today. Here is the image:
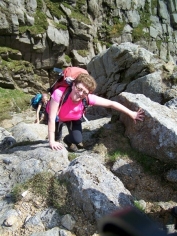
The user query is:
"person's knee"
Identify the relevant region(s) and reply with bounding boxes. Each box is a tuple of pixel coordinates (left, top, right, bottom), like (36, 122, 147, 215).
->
(75, 137, 82, 144)
(70, 133, 82, 144)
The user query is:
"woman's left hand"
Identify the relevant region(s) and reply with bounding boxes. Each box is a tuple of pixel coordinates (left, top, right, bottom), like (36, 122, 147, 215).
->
(131, 108, 145, 124)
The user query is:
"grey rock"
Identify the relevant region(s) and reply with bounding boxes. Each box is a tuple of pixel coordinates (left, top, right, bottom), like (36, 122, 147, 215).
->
(158, 0, 170, 23)
(25, 214, 45, 231)
(165, 97, 177, 110)
(125, 71, 165, 103)
(10, 122, 48, 142)
(47, 26, 69, 47)
(166, 169, 177, 182)
(40, 208, 61, 229)
(126, 10, 140, 27)
(2, 209, 21, 230)
(118, 92, 177, 164)
(30, 227, 60, 236)
(61, 155, 133, 221)
(61, 214, 76, 230)
(112, 159, 141, 178)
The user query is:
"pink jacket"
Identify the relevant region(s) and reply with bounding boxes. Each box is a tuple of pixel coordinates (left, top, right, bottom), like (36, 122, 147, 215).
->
(47, 87, 98, 121)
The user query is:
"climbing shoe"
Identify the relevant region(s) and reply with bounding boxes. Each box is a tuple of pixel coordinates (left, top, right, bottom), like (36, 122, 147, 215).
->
(63, 136, 78, 152)
(76, 142, 84, 149)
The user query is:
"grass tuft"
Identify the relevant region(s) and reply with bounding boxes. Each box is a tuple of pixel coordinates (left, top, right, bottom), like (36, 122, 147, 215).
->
(0, 88, 31, 122)
(11, 172, 69, 213)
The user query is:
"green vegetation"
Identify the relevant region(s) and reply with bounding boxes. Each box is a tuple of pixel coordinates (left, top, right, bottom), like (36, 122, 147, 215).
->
(0, 47, 34, 73)
(68, 153, 77, 161)
(36, 0, 43, 9)
(19, 10, 48, 35)
(132, 25, 149, 42)
(108, 149, 126, 162)
(156, 40, 162, 51)
(0, 47, 39, 122)
(11, 183, 28, 202)
(141, 1, 152, 27)
(0, 88, 31, 122)
(61, 1, 90, 25)
(36, 0, 68, 31)
(132, 1, 151, 42)
(65, 55, 71, 63)
(55, 22, 67, 31)
(108, 21, 126, 38)
(75, 0, 87, 10)
(0, 58, 33, 73)
(0, 47, 19, 54)
(39, 0, 91, 31)
(11, 172, 69, 213)
(77, 50, 89, 57)
(93, 37, 99, 44)
(70, 11, 91, 25)
(151, 0, 158, 15)
(97, 22, 110, 42)
(105, 40, 112, 48)
(19, 0, 49, 35)
(97, 18, 125, 44)
(134, 200, 145, 212)
(45, 0, 65, 20)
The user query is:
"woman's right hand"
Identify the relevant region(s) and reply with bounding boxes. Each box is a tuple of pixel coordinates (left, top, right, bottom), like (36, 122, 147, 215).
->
(49, 141, 64, 150)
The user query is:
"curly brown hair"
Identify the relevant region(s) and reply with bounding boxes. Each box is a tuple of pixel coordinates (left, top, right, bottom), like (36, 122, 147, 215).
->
(74, 73, 97, 93)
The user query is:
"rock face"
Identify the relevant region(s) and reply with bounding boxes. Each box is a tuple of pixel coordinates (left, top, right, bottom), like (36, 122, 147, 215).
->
(0, 0, 177, 93)
(117, 92, 177, 164)
(87, 42, 177, 109)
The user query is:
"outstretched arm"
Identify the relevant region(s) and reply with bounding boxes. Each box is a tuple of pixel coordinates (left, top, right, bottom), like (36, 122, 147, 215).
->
(48, 98, 64, 150)
(94, 97, 144, 123)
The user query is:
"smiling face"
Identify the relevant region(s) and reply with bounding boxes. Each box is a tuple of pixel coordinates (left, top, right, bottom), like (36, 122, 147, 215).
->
(70, 73, 97, 102)
(71, 82, 89, 102)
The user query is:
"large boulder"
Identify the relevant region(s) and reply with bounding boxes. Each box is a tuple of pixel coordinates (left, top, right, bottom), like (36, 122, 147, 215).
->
(9, 122, 48, 142)
(60, 155, 133, 221)
(117, 92, 177, 164)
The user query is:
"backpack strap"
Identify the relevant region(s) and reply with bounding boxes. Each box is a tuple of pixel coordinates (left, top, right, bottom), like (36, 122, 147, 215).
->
(82, 96, 89, 123)
(57, 87, 72, 116)
(62, 87, 72, 105)
(82, 97, 89, 110)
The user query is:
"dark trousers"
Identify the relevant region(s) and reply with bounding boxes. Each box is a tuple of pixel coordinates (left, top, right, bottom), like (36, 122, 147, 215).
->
(55, 120, 82, 144)
(55, 122, 63, 141)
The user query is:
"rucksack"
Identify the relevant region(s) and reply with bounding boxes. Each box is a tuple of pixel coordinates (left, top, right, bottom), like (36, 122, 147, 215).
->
(47, 66, 89, 95)
(30, 93, 42, 110)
